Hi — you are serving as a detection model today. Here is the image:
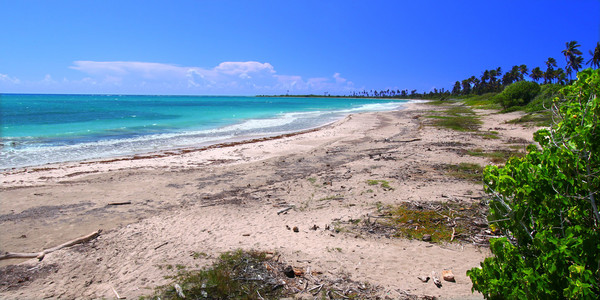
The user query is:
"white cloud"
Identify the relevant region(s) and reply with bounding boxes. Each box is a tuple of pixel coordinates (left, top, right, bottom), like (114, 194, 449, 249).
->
(2, 61, 356, 95)
(41, 74, 56, 84)
(0, 73, 21, 84)
(71, 61, 186, 80)
(213, 61, 275, 76)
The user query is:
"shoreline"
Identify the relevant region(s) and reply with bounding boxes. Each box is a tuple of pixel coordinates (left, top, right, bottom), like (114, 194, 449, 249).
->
(1, 101, 419, 188)
(0, 113, 352, 189)
(1, 126, 324, 179)
(1, 95, 413, 172)
(0, 102, 538, 299)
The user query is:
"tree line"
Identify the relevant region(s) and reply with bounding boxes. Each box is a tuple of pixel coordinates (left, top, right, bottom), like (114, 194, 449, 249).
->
(345, 41, 599, 99)
(452, 41, 600, 96)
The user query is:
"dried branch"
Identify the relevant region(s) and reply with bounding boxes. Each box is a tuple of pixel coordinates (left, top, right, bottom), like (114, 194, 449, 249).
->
(0, 230, 101, 261)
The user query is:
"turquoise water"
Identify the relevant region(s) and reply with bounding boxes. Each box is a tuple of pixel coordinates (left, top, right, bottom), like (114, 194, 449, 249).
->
(0, 94, 409, 169)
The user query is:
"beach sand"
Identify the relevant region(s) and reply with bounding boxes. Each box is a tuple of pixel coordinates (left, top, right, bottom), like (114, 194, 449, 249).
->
(0, 102, 539, 299)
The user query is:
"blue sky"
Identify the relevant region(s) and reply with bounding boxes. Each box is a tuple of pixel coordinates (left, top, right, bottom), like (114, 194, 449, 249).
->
(1, 0, 599, 95)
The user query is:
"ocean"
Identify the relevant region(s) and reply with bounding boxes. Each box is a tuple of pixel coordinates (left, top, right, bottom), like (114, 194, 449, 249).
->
(0, 94, 409, 170)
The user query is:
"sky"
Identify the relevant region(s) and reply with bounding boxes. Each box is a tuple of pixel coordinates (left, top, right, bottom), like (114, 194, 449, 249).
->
(1, 0, 599, 96)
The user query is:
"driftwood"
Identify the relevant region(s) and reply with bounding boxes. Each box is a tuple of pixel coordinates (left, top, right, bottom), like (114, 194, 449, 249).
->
(107, 201, 132, 206)
(309, 284, 324, 296)
(397, 138, 422, 143)
(154, 242, 169, 250)
(112, 286, 126, 299)
(0, 230, 101, 261)
(277, 206, 294, 215)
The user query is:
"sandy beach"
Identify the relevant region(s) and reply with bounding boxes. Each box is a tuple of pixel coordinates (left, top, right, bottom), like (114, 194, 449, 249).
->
(0, 102, 539, 299)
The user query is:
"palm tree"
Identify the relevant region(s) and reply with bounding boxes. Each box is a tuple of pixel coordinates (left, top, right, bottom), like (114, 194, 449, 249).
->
(543, 70, 554, 84)
(587, 42, 600, 69)
(489, 69, 499, 91)
(572, 56, 583, 76)
(511, 65, 522, 81)
(480, 70, 494, 93)
(544, 57, 557, 84)
(470, 76, 480, 94)
(546, 57, 557, 69)
(452, 81, 461, 95)
(555, 68, 567, 85)
(565, 65, 573, 80)
(519, 64, 528, 79)
(481, 70, 490, 84)
(461, 79, 471, 95)
(502, 69, 514, 86)
(502, 65, 519, 86)
(530, 67, 543, 83)
(562, 41, 583, 80)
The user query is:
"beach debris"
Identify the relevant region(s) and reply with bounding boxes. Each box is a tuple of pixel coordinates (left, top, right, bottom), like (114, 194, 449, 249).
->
(351, 199, 492, 246)
(0, 230, 101, 261)
(174, 283, 186, 298)
(308, 284, 324, 296)
(431, 271, 442, 288)
(107, 201, 132, 206)
(283, 265, 295, 278)
(111, 286, 126, 299)
(293, 267, 304, 276)
(154, 242, 169, 250)
(397, 138, 422, 143)
(292, 226, 299, 233)
(242, 233, 251, 236)
(422, 234, 432, 242)
(277, 206, 294, 215)
(442, 270, 456, 282)
(417, 275, 430, 283)
(286, 225, 291, 230)
(310, 224, 319, 230)
(473, 220, 488, 228)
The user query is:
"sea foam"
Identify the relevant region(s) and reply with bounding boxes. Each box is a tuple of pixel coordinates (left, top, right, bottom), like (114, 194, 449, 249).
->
(0, 95, 408, 169)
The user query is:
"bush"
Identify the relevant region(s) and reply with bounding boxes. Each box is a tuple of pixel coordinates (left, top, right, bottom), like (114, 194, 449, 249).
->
(468, 69, 600, 299)
(526, 84, 562, 113)
(494, 81, 541, 109)
(148, 250, 288, 299)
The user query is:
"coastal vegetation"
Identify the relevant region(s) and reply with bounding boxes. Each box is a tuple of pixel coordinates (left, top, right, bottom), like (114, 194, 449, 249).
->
(468, 69, 600, 298)
(145, 250, 289, 300)
(347, 199, 490, 245)
(412, 41, 599, 298)
(466, 148, 524, 165)
(439, 162, 483, 183)
(425, 103, 482, 132)
(144, 249, 380, 299)
(493, 81, 541, 110)
(271, 40, 599, 107)
(366, 179, 393, 191)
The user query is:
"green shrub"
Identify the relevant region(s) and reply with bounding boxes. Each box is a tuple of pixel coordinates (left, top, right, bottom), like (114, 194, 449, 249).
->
(526, 83, 562, 113)
(468, 69, 600, 299)
(147, 250, 287, 299)
(494, 81, 541, 109)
